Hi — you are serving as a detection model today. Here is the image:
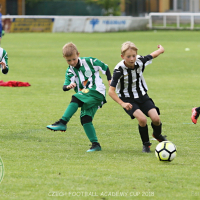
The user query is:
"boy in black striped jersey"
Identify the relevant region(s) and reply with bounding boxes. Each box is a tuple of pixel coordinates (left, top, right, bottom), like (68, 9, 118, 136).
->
(109, 41, 167, 153)
(47, 42, 111, 152)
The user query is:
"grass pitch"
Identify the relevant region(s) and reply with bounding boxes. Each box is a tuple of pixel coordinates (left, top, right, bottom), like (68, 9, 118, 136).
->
(1, 30, 200, 200)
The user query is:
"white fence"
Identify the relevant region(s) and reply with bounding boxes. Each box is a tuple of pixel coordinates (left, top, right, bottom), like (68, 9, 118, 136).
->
(149, 12, 200, 30)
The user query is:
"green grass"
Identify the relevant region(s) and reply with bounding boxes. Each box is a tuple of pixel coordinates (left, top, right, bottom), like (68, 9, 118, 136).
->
(1, 31, 200, 200)
(152, 23, 200, 29)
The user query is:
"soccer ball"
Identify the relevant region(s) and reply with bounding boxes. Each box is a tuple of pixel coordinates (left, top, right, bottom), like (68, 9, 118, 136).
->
(155, 141, 177, 162)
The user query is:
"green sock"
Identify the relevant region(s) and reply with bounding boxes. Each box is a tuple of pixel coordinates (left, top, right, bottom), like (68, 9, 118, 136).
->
(61, 102, 79, 122)
(83, 122, 98, 143)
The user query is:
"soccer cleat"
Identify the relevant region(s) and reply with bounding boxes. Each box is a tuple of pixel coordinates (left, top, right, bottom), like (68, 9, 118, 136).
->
(86, 142, 101, 152)
(142, 142, 152, 153)
(46, 120, 66, 132)
(191, 107, 199, 124)
(152, 134, 167, 142)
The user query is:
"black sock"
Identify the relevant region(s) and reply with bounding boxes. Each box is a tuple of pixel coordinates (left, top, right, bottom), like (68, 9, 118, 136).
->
(151, 122, 162, 138)
(138, 125, 150, 145)
(60, 119, 67, 125)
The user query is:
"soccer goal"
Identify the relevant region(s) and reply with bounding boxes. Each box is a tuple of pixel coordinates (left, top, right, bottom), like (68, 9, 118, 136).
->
(149, 12, 200, 30)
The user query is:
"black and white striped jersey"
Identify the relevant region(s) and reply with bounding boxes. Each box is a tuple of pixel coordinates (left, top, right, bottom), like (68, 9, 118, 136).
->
(110, 55, 153, 98)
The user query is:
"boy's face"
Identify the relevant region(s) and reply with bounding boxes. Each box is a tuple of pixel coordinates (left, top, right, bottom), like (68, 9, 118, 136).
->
(64, 52, 79, 67)
(121, 48, 137, 68)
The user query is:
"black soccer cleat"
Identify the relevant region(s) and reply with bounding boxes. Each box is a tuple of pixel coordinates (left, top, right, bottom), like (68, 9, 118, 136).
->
(142, 142, 152, 153)
(87, 142, 101, 152)
(153, 134, 167, 142)
(46, 119, 67, 132)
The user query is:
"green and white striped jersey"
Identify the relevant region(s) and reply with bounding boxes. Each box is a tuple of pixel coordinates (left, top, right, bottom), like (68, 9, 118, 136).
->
(64, 57, 108, 96)
(0, 47, 9, 74)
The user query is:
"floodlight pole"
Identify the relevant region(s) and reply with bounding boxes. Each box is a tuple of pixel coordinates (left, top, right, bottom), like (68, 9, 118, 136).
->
(22, 0, 25, 15)
(173, 0, 177, 11)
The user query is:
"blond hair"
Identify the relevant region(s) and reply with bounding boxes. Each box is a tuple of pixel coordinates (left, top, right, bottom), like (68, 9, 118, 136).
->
(62, 42, 79, 57)
(121, 41, 138, 55)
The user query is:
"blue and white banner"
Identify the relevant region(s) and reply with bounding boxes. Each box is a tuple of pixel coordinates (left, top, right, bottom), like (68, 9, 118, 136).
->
(2, 15, 148, 33)
(53, 16, 148, 32)
(85, 17, 129, 32)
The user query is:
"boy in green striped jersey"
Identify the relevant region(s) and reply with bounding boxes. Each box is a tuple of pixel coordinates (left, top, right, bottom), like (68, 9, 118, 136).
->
(47, 42, 111, 152)
(0, 47, 9, 74)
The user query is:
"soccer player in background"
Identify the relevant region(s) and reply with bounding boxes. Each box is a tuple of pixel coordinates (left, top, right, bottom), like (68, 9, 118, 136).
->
(0, 4, 3, 44)
(191, 107, 200, 124)
(109, 41, 167, 153)
(47, 42, 111, 152)
(0, 47, 8, 74)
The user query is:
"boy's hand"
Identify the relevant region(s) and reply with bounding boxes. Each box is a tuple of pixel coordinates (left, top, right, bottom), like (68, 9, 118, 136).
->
(0, 62, 6, 69)
(66, 83, 76, 89)
(157, 45, 164, 53)
(121, 102, 133, 111)
(150, 45, 165, 58)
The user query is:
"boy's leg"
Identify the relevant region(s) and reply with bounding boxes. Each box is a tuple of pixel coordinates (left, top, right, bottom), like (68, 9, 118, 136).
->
(61, 102, 79, 122)
(151, 122, 166, 142)
(191, 107, 200, 124)
(46, 96, 81, 131)
(133, 109, 151, 153)
(138, 125, 151, 153)
(80, 107, 101, 152)
(148, 109, 167, 142)
(83, 122, 98, 142)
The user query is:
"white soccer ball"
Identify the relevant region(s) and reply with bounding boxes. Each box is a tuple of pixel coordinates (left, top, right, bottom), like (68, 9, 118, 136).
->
(155, 141, 177, 162)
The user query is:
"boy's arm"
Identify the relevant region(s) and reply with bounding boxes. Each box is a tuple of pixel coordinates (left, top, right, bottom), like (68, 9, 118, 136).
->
(93, 58, 111, 78)
(63, 67, 76, 91)
(150, 45, 164, 58)
(0, 62, 6, 69)
(109, 68, 132, 111)
(109, 86, 132, 110)
(106, 67, 112, 86)
(63, 83, 76, 91)
(92, 58, 112, 85)
(1, 50, 8, 74)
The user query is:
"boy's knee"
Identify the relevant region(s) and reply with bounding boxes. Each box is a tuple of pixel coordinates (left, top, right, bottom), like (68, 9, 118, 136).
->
(151, 116, 160, 126)
(71, 96, 83, 107)
(137, 116, 147, 127)
(80, 115, 92, 125)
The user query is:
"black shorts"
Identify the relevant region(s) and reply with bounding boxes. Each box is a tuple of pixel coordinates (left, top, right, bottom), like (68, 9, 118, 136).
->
(120, 94, 160, 119)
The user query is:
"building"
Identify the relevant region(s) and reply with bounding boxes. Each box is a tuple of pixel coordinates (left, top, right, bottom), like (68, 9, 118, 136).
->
(123, 0, 200, 16)
(1, 0, 200, 16)
(1, 0, 25, 15)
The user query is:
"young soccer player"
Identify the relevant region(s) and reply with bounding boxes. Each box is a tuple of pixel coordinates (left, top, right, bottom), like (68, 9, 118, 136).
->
(47, 42, 111, 152)
(0, 47, 8, 74)
(108, 41, 167, 153)
(0, 4, 3, 44)
(191, 107, 200, 124)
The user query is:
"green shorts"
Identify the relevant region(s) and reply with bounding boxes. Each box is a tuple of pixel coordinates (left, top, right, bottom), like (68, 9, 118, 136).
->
(73, 89, 106, 118)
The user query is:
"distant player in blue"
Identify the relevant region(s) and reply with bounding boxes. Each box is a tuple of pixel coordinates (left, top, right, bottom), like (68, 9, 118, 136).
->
(0, 4, 3, 44)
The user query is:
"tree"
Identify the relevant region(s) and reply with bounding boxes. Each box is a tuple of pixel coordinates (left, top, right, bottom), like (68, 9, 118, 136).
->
(25, 0, 121, 16)
(86, 0, 121, 16)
